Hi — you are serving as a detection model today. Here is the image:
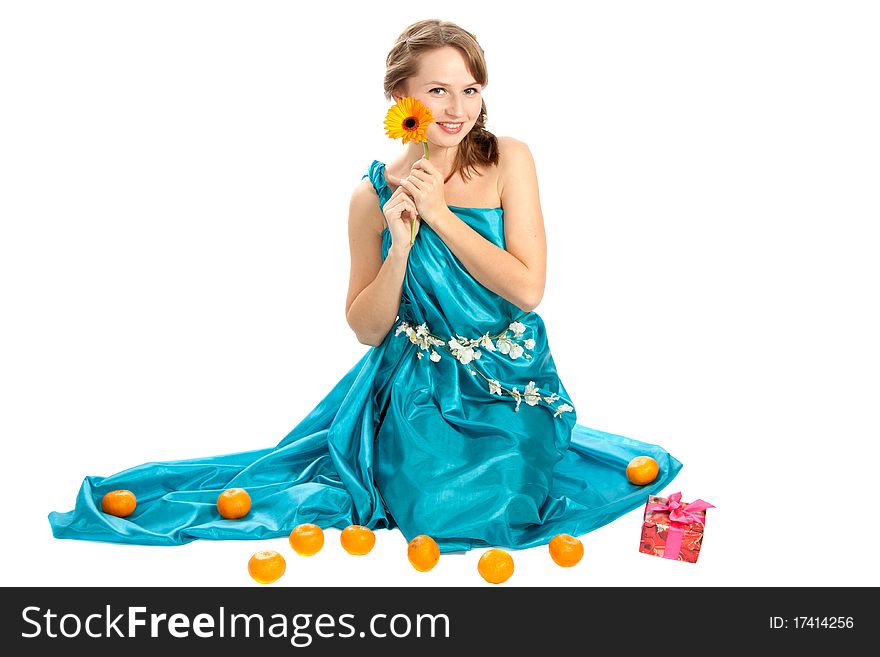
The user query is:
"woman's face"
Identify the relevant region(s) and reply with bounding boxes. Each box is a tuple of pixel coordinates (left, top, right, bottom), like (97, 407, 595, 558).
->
(396, 46, 484, 148)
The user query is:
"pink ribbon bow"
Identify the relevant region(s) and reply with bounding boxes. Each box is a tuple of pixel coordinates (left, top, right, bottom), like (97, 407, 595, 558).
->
(646, 492, 716, 560)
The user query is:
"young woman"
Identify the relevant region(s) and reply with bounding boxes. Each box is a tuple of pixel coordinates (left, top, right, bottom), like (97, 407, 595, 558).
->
(50, 19, 681, 553)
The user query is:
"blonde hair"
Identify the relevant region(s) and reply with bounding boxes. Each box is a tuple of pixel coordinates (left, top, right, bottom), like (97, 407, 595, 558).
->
(384, 19, 499, 184)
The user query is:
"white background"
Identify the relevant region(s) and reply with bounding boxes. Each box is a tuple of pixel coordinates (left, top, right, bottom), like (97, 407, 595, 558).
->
(1, 0, 877, 588)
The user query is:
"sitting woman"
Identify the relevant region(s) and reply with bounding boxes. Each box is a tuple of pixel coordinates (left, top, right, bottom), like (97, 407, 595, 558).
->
(49, 18, 681, 553)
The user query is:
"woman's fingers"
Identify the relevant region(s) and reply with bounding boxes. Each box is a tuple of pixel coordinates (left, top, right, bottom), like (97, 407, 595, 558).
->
(400, 175, 424, 192)
(382, 187, 420, 247)
(388, 197, 416, 221)
(389, 185, 414, 208)
(394, 190, 417, 217)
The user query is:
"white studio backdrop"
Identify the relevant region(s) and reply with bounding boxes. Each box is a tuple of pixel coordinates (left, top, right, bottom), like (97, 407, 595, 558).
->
(1, 0, 878, 587)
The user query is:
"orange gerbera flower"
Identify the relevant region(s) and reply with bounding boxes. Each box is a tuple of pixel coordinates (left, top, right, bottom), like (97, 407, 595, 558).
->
(384, 96, 434, 146)
(384, 97, 433, 245)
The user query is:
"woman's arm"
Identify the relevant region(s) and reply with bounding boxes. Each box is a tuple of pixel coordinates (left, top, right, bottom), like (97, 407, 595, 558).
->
(409, 137, 547, 312)
(344, 180, 411, 346)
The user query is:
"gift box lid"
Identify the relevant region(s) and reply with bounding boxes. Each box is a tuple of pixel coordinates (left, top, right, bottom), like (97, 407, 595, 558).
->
(643, 492, 714, 527)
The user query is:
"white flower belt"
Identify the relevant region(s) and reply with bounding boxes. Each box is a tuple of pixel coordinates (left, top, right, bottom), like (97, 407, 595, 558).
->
(394, 312, 574, 419)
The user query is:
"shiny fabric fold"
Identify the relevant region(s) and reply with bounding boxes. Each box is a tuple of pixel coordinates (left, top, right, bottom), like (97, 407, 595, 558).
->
(48, 159, 682, 552)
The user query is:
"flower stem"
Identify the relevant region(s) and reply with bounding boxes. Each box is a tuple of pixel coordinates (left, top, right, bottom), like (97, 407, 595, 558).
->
(410, 142, 429, 246)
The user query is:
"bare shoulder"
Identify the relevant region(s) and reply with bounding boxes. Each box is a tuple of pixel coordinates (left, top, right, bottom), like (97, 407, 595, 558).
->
(496, 135, 538, 197)
(497, 134, 531, 153)
(349, 177, 386, 236)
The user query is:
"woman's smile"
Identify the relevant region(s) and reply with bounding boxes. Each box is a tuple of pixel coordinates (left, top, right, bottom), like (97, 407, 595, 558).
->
(436, 121, 464, 134)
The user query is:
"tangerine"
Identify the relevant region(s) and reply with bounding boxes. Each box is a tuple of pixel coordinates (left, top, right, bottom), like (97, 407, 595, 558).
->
(407, 535, 440, 572)
(289, 523, 324, 556)
(247, 550, 286, 584)
(340, 525, 376, 555)
(100, 489, 137, 517)
(477, 548, 514, 584)
(548, 533, 584, 567)
(626, 456, 659, 485)
(217, 488, 251, 519)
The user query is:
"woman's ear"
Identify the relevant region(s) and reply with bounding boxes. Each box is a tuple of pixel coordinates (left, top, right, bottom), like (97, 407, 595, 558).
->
(391, 85, 408, 102)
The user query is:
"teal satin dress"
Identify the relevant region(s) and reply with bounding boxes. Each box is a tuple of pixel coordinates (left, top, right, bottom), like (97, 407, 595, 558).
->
(49, 160, 682, 552)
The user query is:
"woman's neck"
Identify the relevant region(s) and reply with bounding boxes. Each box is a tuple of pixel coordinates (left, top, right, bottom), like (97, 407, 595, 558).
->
(398, 140, 458, 179)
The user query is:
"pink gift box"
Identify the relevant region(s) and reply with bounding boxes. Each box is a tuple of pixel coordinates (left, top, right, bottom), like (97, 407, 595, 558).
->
(639, 492, 715, 563)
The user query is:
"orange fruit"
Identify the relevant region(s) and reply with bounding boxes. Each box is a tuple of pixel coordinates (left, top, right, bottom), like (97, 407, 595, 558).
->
(407, 535, 440, 572)
(101, 489, 137, 517)
(217, 488, 251, 519)
(548, 533, 584, 567)
(340, 525, 376, 555)
(289, 523, 324, 556)
(626, 456, 659, 485)
(247, 550, 286, 584)
(477, 548, 514, 584)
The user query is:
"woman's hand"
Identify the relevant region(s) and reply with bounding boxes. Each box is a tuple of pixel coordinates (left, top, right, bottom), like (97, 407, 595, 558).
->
(381, 185, 420, 251)
(399, 157, 448, 224)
